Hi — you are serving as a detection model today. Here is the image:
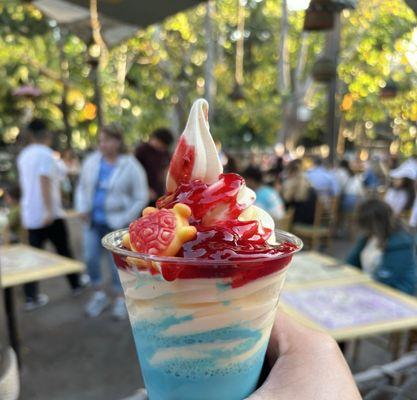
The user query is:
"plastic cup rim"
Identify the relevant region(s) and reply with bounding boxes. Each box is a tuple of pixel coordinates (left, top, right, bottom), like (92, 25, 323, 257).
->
(102, 228, 303, 266)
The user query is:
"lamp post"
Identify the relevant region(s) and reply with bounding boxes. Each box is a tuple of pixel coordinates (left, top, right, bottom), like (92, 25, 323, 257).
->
(325, 12, 341, 166)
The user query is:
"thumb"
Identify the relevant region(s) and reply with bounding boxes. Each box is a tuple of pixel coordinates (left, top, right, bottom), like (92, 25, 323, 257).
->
(246, 311, 361, 400)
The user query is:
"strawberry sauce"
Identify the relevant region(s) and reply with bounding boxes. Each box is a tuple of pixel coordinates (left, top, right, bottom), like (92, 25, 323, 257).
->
(157, 173, 297, 262)
(114, 154, 299, 285)
(168, 136, 196, 189)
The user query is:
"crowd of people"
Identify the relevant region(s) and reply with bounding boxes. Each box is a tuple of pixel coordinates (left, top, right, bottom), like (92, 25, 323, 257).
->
(241, 153, 417, 296)
(2, 118, 417, 320)
(5, 120, 172, 319)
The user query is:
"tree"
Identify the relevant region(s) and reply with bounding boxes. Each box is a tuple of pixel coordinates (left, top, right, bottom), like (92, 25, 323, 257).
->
(0, 0, 415, 157)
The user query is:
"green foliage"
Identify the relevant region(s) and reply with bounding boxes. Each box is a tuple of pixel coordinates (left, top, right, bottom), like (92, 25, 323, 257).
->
(338, 0, 417, 155)
(0, 0, 416, 156)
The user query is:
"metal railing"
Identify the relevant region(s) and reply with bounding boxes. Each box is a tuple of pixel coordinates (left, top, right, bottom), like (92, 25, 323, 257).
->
(355, 351, 417, 400)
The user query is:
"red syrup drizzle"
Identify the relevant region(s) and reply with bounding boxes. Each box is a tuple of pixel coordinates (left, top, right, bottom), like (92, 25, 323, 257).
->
(167, 135, 196, 189)
(155, 173, 298, 286)
(113, 137, 298, 286)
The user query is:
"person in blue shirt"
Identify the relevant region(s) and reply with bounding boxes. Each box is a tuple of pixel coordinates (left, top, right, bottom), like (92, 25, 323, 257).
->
(244, 166, 285, 220)
(347, 199, 416, 295)
(76, 125, 149, 320)
(306, 157, 339, 198)
(363, 159, 387, 190)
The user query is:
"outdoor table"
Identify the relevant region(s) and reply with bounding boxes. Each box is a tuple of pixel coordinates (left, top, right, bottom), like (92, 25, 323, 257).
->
(286, 251, 370, 288)
(0, 244, 84, 363)
(281, 279, 417, 341)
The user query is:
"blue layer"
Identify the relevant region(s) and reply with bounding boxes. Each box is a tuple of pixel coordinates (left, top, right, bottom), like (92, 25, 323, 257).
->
(130, 315, 268, 400)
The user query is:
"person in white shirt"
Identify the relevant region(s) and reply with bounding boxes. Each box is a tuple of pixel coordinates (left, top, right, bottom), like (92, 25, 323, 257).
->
(17, 119, 82, 310)
(335, 160, 364, 213)
(307, 157, 340, 198)
(76, 124, 149, 320)
(384, 167, 416, 216)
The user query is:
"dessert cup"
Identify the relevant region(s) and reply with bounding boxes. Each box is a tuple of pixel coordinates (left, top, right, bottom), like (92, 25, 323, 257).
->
(103, 229, 302, 400)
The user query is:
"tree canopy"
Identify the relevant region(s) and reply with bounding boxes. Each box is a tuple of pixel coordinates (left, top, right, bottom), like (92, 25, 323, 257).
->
(0, 0, 416, 156)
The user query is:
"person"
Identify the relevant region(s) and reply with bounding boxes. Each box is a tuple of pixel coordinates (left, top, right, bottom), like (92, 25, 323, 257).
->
(61, 148, 81, 207)
(134, 128, 174, 203)
(347, 199, 416, 295)
(223, 152, 238, 174)
(306, 157, 339, 198)
(410, 196, 417, 231)
(4, 185, 23, 244)
(61, 148, 81, 176)
(384, 167, 416, 216)
(17, 119, 82, 310)
(76, 124, 149, 320)
(269, 156, 284, 177)
(247, 311, 361, 400)
(244, 166, 285, 221)
(398, 154, 417, 174)
(282, 160, 317, 225)
(363, 158, 387, 190)
(335, 160, 364, 213)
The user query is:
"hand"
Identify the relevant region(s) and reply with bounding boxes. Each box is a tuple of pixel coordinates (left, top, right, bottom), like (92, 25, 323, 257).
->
(247, 311, 361, 400)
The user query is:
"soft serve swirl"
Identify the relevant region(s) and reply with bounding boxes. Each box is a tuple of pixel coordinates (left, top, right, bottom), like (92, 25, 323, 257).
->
(159, 98, 280, 260)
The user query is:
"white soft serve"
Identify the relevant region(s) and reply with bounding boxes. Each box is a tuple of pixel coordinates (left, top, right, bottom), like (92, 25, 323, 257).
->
(167, 98, 276, 244)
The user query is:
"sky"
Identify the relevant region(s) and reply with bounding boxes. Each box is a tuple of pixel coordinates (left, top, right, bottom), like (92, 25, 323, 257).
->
(288, 0, 310, 11)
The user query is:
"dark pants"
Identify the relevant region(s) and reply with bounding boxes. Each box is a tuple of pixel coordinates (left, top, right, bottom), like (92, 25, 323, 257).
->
(24, 218, 81, 301)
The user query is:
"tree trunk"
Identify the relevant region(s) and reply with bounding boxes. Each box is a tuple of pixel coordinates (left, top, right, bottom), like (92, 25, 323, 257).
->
(235, 0, 245, 85)
(116, 45, 128, 116)
(55, 27, 72, 148)
(90, 0, 106, 129)
(91, 59, 104, 129)
(277, 0, 291, 145)
(277, 0, 291, 94)
(204, 1, 216, 117)
(325, 13, 341, 166)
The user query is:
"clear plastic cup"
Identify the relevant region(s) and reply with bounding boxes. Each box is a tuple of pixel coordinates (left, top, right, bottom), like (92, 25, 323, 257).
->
(103, 229, 302, 400)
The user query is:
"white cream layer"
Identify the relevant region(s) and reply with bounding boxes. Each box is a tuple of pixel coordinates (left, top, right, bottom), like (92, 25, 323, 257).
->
(119, 266, 287, 368)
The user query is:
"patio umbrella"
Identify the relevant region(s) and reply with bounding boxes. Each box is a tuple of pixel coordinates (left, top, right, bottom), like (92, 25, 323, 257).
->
(33, 0, 206, 46)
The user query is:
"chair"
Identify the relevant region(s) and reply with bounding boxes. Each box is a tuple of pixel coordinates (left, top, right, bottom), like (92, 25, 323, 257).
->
(292, 197, 338, 250)
(275, 208, 295, 232)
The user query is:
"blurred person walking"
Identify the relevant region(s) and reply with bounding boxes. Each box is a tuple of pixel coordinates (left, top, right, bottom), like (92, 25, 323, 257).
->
(347, 199, 416, 295)
(335, 160, 364, 213)
(282, 160, 317, 225)
(76, 124, 148, 320)
(244, 166, 285, 221)
(306, 157, 339, 199)
(61, 148, 81, 207)
(363, 158, 387, 191)
(134, 128, 174, 203)
(17, 119, 83, 310)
